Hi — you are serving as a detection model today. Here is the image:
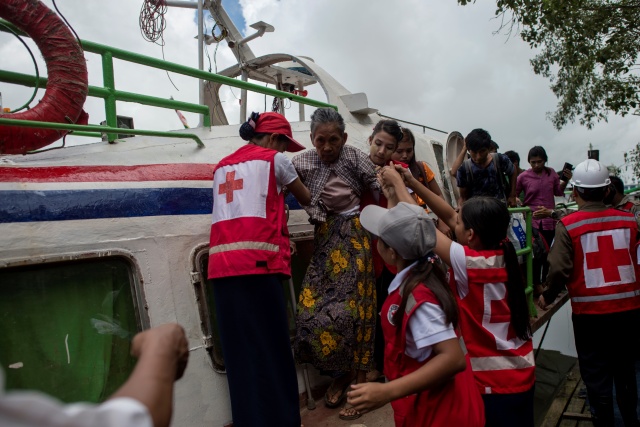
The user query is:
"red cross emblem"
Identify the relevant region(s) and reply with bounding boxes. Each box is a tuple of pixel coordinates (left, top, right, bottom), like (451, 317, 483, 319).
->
(218, 171, 244, 203)
(585, 234, 632, 283)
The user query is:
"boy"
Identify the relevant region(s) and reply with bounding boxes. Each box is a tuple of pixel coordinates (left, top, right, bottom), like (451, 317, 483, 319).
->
(456, 128, 517, 207)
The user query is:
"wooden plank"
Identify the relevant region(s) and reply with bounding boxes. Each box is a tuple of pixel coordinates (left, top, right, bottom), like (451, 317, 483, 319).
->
(560, 379, 585, 427)
(564, 413, 592, 421)
(532, 291, 570, 334)
(540, 362, 581, 427)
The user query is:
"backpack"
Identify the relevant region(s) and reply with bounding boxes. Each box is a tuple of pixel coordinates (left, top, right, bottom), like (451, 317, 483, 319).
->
(531, 227, 550, 260)
(463, 154, 509, 199)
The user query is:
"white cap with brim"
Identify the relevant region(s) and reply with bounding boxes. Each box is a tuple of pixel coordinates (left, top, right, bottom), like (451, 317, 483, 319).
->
(360, 202, 437, 260)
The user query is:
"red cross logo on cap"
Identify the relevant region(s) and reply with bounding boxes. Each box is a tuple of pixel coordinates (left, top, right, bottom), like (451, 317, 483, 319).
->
(218, 171, 243, 203)
(585, 234, 632, 283)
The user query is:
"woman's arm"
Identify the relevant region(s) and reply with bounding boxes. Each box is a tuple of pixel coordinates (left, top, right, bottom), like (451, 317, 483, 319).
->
(346, 338, 466, 413)
(286, 177, 311, 206)
(427, 178, 445, 200)
(399, 167, 458, 231)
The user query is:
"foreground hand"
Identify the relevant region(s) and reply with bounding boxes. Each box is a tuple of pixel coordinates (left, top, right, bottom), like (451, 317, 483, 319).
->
(533, 206, 553, 218)
(132, 323, 189, 380)
(507, 196, 517, 208)
(346, 382, 390, 413)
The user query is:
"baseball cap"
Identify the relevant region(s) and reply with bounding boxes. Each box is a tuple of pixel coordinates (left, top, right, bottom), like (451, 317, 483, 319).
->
(254, 112, 306, 153)
(360, 202, 436, 260)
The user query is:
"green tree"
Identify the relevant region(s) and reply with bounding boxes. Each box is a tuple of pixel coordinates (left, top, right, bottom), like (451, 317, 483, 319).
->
(458, 0, 640, 130)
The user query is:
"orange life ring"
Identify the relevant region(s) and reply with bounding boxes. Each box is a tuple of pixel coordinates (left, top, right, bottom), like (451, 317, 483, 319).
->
(0, 0, 88, 154)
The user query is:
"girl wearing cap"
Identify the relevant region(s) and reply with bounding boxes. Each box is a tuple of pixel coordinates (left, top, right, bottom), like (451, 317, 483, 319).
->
(208, 111, 310, 427)
(348, 202, 484, 427)
(292, 108, 380, 421)
(379, 165, 535, 427)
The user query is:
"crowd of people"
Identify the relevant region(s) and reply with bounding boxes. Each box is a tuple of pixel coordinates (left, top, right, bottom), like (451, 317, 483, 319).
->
(4, 108, 639, 427)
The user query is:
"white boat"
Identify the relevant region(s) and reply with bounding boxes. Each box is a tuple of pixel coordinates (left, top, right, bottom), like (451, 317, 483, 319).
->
(0, 1, 463, 425)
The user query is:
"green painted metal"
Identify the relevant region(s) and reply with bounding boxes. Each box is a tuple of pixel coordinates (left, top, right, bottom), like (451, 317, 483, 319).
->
(101, 51, 118, 143)
(0, 118, 205, 148)
(0, 18, 336, 140)
(0, 70, 211, 123)
(509, 206, 536, 317)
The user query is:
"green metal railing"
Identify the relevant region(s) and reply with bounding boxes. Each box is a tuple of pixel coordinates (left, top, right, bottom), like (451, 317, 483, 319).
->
(508, 206, 536, 316)
(0, 18, 337, 144)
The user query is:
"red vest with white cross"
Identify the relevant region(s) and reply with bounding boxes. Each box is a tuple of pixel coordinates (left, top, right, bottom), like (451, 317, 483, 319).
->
(450, 247, 535, 394)
(381, 281, 484, 427)
(208, 144, 291, 279)
(561, 208, 640, 315)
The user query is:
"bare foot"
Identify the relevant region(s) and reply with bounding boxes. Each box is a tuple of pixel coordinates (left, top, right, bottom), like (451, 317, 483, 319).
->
(338, 403, 361, 421)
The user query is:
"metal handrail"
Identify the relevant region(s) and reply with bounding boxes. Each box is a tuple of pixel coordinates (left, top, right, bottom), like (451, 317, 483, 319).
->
(0, 118, 205, 149)
(0, 18, 337, 142)
(508, 206, 536, 316)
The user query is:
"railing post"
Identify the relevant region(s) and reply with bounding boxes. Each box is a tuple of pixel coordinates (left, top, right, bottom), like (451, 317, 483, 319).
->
(298, 81, 304, 122)
(101, 51, 118, 143)
(240, 70, 248, 122)
(524, 208, 536, 317)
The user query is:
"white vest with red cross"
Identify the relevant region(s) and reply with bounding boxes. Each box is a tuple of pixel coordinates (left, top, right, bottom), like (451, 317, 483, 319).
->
(450, 247, 535, 395)
(381, 281, 484, 427)
(208, 144, 291, 279)
(561, 208, 640, 315)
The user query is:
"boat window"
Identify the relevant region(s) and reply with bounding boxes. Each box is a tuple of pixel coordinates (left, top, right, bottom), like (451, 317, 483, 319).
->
(0, 257, 142, 403)
(194, 238, 314, 371)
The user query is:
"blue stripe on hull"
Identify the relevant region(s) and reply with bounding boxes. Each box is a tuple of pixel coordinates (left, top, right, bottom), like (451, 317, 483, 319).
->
(0, 189, 305, 223)
(0, 188, 213, 223)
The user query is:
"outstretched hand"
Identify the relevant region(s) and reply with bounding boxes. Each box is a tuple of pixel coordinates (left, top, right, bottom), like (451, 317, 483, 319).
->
(346, 382, 391, 414)
(132, 323, 189, 380)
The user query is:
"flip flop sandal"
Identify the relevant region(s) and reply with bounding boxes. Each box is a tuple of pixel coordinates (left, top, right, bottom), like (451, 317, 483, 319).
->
(324, 383, 348, 409)
(338, 404, 362, 421)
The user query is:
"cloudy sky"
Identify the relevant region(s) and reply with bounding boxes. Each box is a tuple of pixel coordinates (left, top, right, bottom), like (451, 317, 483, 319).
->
(2, 0, 639, 180)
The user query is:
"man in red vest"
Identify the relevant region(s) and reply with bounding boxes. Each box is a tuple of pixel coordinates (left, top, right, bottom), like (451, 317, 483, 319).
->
(539, 159, 640, 427)
(605, 175, 640, 229)
(208, 112, 310, 427)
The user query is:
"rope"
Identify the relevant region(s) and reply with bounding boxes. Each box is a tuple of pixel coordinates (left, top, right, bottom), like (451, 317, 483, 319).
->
(0, 21, 39, 113)
(139, 0, 167, 45)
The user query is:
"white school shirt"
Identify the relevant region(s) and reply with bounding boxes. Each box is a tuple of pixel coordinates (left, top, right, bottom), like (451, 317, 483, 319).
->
(388, 261, 456, 362)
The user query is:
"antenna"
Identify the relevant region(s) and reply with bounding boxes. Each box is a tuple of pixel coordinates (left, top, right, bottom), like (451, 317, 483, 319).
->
(227, 21, 274, 48)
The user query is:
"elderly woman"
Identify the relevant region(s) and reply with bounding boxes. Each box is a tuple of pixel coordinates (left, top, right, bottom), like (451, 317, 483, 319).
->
(293, 108, 379, 421)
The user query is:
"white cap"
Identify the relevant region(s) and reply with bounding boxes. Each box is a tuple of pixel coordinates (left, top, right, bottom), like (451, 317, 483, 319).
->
(360, 202, 436, 260)
(570, 159, 610, 188)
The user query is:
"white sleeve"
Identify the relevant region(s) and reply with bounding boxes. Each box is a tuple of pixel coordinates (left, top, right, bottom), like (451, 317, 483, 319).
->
(0, 393, 152, 427)
(273, 153, 299, 193)
(405, 302, 456, 362)
(449, 241, 470, 299)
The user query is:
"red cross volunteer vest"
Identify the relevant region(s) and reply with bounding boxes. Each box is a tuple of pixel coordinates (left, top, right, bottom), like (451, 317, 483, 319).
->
(561, 208, 640, 315)
(381, 281, 484, 427)
(450, 247, 535, 394)
(208, 144, 291, 279)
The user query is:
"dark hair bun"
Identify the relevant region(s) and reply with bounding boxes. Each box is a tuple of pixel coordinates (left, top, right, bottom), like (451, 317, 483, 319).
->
(239, 112, 260, 141)
(239, 121, 255, 141)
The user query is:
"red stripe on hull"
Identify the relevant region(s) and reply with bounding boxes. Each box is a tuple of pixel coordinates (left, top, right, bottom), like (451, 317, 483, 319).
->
(0, 164, 216, 182)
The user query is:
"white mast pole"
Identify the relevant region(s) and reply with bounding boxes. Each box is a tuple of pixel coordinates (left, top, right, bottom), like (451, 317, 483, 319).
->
(163, 0, 205, 126)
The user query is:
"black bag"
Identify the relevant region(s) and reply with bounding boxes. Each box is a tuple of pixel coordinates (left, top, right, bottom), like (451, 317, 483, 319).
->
(531, 227, 550, 260)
